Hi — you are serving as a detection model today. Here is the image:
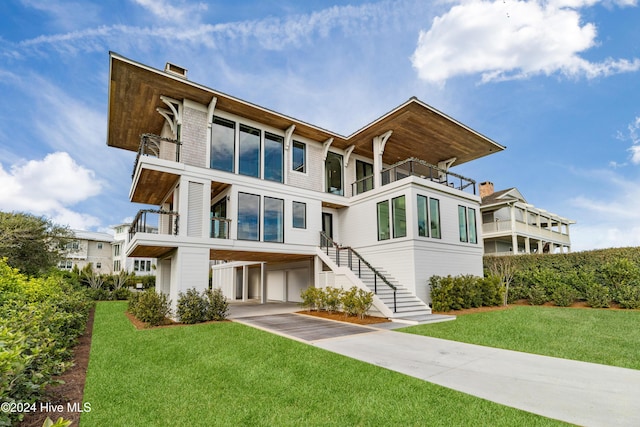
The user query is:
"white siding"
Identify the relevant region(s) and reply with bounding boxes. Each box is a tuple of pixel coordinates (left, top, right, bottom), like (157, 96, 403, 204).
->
(187, 181, 204, 237)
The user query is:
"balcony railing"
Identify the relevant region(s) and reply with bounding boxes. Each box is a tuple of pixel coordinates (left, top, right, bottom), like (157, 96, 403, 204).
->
(210, 217, 232, 239)
(129, 209, 179, 241)
(132, 133, 181, 178)
(380, 158, 476, 195)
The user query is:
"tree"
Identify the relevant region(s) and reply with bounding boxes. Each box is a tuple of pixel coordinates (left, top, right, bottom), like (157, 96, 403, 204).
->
(484, 255, 516, 306)
(0, 211, 73, 276)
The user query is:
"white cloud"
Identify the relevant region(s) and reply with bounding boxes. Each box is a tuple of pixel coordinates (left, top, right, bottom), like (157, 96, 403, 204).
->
(0, 152, 103, 230)
(20, 0, 101, 31)
(411, 0, 640, 85)
(132, 0, 207, 24)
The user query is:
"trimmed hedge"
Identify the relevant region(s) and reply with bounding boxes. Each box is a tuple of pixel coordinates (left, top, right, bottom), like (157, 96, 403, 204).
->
(0, 259, 91, 426)
(484, 247, 640, 308)
(429, 275, 504, 312)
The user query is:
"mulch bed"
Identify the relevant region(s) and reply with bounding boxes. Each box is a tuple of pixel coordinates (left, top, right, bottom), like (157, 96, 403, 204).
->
(19, 307, 95, 427)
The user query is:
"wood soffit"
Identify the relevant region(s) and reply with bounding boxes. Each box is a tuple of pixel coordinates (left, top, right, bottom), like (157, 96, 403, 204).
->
(108, 53, 505, 167)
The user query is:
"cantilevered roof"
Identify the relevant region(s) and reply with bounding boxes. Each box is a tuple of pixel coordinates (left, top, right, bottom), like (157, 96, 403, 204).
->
(107, 52, 505, 166)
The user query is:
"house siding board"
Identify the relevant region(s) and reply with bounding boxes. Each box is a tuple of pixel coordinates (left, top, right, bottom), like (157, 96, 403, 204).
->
(181, 104, 207, 168)
(288, 141, 323, 192)
(187, 181, 204, 237)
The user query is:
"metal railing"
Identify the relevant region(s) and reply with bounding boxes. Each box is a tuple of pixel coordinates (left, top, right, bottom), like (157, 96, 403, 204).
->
(210, 217, 232, 239)
(129, 209, 179, 241)
(132, 133, 181, 178)
(351, 175, 374, 196)
(380, 158, 476, 195)
(319, 232, 397, 312)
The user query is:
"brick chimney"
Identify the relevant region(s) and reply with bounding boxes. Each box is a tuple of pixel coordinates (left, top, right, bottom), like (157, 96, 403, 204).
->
(479, 181, 494, 198)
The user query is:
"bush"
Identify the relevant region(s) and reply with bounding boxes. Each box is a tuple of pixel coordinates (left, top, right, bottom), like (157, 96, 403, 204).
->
(528, 285, 548, 305)
(429, 275, 501, 311)
(429, 275, 457, 312)
(112, 287, 133, 301)
(323, 287, 343, 313)
(300, 287, 323, 311)
(177, 288, 207, 324)
(551, 283, 577, 307)
(478, 275, 504, 307)
(585, 283, 610, 308)
(341, 286, 373, 319)
(616, 284, 640, 309)
(203, 288, 229, 321)
(128, 290, 171, 326)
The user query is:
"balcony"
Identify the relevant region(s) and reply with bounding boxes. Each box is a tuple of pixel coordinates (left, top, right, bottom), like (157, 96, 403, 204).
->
(132, 134, 181, 179)
(482, 220, 571, 245)
(210, 217, 232, 239)
(129, 209, 179, 241)
(351, 158, 476, 196)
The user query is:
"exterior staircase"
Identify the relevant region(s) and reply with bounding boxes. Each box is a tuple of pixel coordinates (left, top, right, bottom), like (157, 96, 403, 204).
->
(318, 233, 433, 322)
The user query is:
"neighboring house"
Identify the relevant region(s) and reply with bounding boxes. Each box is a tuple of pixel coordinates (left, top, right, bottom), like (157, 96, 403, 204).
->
(106, 53, 505, 319)
(480, 182, 575, 255)
(59, 230, 114, 274)
(112, 223, 157, 275)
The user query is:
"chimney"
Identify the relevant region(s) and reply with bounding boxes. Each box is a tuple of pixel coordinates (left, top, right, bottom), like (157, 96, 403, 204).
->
(479, 181, 494, 198)
(165, 62, 188, 79)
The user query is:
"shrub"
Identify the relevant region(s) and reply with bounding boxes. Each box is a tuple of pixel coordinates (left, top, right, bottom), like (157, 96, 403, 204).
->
(204, 288, 229, 321)
(429, 275, 456, 312)
(300, 287, 323, 311)
(551, 283, 577, 307)
(478, 275, 504, 307)
(177, 288, 207, 324)
(112, 287, 133, 301)
(341, 286, 374, 318)
(528, 285, 548, 305)
(601, 258, 640, 289)
(323, 287, 343, 313)
(585, 283, 610, 308)
(128, 290, 171, 326)
(616, 284, 640, 309)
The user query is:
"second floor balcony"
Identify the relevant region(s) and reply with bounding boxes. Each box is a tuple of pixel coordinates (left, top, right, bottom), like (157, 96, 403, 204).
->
(132, 134, 181, 179)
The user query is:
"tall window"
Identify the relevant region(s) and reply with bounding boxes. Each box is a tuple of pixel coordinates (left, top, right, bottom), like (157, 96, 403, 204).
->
(417, 195, 428, 237)
(430, 198, 441, 239)
(114, 244, 121, 256)
(211, 116, 235, 172)
(325, 152, 343, 195)
(468, 208, 478, 244)
(239, 124, 261, 178)
(264, 197, 284, 243)
(238, 193, 260, 241)
(211, 198, 228, 239)
(356, 160, 373, 194)
(458, 205, 468, 243)
(292, 141, 306, 173)
(264, 132, 283, 183)
(377, 200, 390, 241)
(293, 201, 306, 229)
(392, 196, 407, 238)
(97, 242, 103, 249)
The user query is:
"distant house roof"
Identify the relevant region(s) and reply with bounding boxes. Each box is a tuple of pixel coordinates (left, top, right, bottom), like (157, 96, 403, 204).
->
(481, 188, 526, 207)
(72, 230, 114, 243)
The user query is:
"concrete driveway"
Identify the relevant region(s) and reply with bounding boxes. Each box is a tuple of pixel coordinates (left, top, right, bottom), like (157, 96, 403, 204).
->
(231, 306, 640, 427)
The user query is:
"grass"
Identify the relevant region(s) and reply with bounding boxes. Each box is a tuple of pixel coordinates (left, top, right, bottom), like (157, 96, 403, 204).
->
(403, 305, 640, 370)
(81, 302, 565, 426)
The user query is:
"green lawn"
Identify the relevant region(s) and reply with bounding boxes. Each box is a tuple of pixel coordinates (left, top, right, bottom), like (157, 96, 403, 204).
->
(403, 305, 640, 370)
(81, 302, 565, 426)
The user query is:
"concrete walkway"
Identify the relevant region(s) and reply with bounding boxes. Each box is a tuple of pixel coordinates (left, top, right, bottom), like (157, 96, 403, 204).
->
(230, 306, 640, 427)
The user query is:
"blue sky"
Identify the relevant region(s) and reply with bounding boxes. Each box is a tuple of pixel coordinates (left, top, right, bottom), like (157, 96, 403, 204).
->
(0, 0, 639, 251)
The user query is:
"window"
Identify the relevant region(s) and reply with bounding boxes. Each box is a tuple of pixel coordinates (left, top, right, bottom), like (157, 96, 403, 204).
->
(114, 244, 120, 256)
(134, 260, 140, 271)
(392, 196, 407, 238)
(211, 116, 235, 172)
(239, 124, 261, 178)
(264, 197, 284, 243)
(325, 151, 343, 195)
(211, 198, 228, 239)
(417, 195, 428, 237)
(458, 205, 468, 243)
(292, 141, 306, 173)
(114, 260, 121, 272)
(96, 262, 102, 269)
(97, 242, 103, 249)
(356, 160, 374, 194)
(264, 132, 284, 182)
(377, 200, 390, 241)
(468, 208, 478, 244)
(430, 198, 441, 239)
(238, 193, 260, 241)
(293, 201, 306, 229)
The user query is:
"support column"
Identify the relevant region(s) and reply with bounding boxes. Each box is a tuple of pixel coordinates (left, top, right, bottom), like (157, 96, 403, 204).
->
(260, 262, 267, 304)
(510, 203, 517, 253)
(242, 265, 248, 302)
(525, 236, 531, 254)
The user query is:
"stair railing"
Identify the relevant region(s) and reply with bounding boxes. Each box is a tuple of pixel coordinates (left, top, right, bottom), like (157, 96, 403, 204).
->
(319, 232, 397, 312)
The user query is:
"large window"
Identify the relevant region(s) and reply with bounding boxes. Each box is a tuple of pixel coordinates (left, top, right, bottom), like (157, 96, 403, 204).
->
(211, 198, 228, 239)
(430, 198, 441, 239)
(238, 193, 260, 241)
(392, 196, 407, 238)
(292, 141, 306, 173)
(377, 200, 390, 241)
(458, 205, 468, 243)
(264, 197, 284, 243)
(468, 208, 477, 244)
(293, 201, 306, 229)
(325, 151, 343, 196)
(417, 195, 428, 237)
(356, 160, 373, 194)
(211, 116, 235, 172)
(239, 124, 261, 178)
(264, 132, 283, 183)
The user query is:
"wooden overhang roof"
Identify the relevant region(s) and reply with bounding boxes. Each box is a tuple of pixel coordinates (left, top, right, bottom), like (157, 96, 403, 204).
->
(108, 52, 505, 166)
